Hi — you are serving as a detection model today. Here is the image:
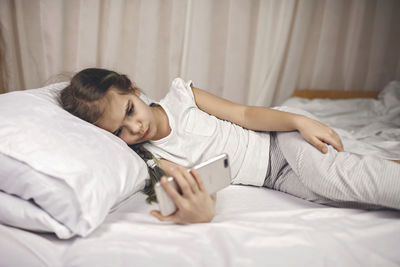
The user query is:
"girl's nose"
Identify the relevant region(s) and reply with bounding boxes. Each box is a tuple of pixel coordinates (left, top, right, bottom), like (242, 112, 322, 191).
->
(126, 120, 142, 135)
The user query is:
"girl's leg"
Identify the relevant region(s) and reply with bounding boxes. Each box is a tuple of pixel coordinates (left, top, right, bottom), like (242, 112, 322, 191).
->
(275, 131, 400, 210)
(265, 132, 333, 206)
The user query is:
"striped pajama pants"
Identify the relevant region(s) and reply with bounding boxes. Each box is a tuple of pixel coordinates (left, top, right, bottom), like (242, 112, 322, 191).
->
(263, 132, 400, 210)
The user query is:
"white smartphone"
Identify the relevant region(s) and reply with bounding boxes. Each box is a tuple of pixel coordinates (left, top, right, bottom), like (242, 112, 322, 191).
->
(154, 153, 231, 216)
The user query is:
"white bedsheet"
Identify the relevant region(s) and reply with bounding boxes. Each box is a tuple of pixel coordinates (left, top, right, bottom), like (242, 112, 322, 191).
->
(1, 82, 400, 267)
(1, 186, 399, 267)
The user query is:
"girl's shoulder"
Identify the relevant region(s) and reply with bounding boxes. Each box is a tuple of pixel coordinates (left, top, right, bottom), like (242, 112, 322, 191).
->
(161, 78, 196, 107)
(170, 77, 194, 98)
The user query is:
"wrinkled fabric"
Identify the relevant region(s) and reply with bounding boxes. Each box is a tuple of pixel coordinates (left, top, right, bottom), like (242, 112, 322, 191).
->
(264, 132, 400, 210)
(282, 81, 400, 160)
(2, 187, 400, 267)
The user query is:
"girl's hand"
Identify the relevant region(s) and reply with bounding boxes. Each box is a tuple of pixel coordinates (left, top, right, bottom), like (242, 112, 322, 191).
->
(150, 166, 216, 223)
(296, 116, 344, 153)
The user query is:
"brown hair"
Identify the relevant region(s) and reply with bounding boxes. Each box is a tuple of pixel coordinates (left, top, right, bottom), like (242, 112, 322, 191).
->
(60, 68, 164, 203)
(60, 68, 134, 124)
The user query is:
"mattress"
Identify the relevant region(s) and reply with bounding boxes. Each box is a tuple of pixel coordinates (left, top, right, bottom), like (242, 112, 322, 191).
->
(1, 82, 399, 267)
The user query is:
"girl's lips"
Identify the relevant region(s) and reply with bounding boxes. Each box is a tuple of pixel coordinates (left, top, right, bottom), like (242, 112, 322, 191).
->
(143, 128, 150, 139)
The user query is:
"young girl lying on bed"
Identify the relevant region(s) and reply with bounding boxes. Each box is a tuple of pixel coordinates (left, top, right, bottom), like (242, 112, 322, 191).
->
(60, 68, 400, 223)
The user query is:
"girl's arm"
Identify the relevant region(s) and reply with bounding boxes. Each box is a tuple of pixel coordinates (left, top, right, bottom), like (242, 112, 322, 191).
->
(192, 87, 344, 154)
(150, 159, 216, 223)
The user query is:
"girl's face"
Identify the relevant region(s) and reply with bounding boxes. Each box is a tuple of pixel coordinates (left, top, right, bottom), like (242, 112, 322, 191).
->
(96, 88, 162, 145)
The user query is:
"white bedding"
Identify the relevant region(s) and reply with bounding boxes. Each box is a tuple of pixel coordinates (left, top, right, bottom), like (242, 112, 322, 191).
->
(1, 82, 400, 267)
(282, 81, 400, 160)
(1, 187, 400, 267)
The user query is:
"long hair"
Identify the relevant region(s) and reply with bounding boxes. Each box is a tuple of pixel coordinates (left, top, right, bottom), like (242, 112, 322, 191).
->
(60, 68, 164, 203)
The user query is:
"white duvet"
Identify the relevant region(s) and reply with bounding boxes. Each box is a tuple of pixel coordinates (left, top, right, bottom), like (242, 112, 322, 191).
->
(0, 81, 399, 267)
(282, 81, 400, 160)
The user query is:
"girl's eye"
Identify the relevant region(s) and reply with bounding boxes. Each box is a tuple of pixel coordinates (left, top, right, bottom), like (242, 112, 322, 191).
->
(114, 102, 134, 136)
(127, 104, 134, 116)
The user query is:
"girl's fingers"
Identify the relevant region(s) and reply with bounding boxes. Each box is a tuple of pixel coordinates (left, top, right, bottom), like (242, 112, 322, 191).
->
(160, 176, 182, 203)
(153, 167, 217, 224)
(326, 128, 344, 152)
(189, 169, 206, 192)
(332, 134, 344, 152)
(168, 167, 194, 196)
(312, 138, 328, 153)
(320, 143, 328, 154)
(179, 166, 199, 194)
(321, 132, 344, 152)
(324, 137, 341, 152)
(150, 210, 167, 221)
(338, 141, 344, 151)
(150, 210, 180, 223)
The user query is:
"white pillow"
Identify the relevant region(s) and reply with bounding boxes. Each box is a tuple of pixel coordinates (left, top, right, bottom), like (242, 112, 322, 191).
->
(0, 82, 149, 239)
(0, 190, 72, 238)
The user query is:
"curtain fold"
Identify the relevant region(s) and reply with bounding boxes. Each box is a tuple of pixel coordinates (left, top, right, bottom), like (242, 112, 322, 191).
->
(1, 0, 399, 106)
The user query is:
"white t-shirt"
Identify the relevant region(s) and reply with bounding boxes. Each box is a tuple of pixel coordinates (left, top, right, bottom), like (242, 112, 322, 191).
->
(144, 78, 270, 186)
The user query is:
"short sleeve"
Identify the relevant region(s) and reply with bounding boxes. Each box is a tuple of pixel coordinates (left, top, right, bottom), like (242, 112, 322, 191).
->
(173, 77, 194, 100)
(161, 78, 196, 109)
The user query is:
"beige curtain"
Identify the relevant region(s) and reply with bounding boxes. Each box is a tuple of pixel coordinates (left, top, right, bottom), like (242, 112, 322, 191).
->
(249, 0, 400, 106)
(1, 0, 399, 106)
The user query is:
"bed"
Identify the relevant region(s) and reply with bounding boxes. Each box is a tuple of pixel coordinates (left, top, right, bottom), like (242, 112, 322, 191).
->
(0, 81, 399, 267)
